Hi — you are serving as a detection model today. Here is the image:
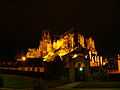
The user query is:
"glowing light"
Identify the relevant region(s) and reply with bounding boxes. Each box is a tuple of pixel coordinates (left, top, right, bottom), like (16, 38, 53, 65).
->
(85, 55, 88, 59)
(25, 32, 75, 61)
(103, 62, 106, 66)
(89, 51, 92, 60)
(100, 56, 103, 65)
(89, 51, 91, 55)
(72, 54, 78, 59)
(79, 67, 83, 71)
(78, 34, 85, 48)
(91, 56, 94, 63)
(118, 60, 120, 71)
(94, 51, 97, 55)
(94, 56, 97, 61)
(118, 54, 120, 60)
(43, 58, 47, 61)
(86, 37, 96, 51)
(43, 52, 56, 62)
(23, 31, 102, 63)
(22, 56, 26, 61)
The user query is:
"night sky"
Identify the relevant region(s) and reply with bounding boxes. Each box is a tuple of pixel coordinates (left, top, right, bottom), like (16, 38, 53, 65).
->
(0, 0, 119, 59)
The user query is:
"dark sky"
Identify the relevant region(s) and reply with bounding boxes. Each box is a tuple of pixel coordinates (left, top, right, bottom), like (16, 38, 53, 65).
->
(0, 0, 119, 58)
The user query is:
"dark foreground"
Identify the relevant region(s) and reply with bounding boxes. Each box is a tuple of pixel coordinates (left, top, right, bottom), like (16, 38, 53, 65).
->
(0, 74, 120, 90)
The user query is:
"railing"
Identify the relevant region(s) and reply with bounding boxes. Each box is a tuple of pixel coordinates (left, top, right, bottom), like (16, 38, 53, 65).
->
(0, 66, 45, 72)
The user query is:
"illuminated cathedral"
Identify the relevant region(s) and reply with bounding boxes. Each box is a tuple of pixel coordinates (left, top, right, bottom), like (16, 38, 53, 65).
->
(18, 31, 108, 67)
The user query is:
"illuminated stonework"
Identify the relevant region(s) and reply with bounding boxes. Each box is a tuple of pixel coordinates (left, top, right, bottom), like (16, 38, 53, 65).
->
(19, 31, 108, 66)
(26, 31, 76, 61)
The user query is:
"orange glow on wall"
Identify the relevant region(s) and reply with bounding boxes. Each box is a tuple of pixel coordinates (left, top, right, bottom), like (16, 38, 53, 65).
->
(78, 34, 85, 48)
(86, 37, 96, 51)
(20, 31, 106, 65)
(118, 60, 120, 71)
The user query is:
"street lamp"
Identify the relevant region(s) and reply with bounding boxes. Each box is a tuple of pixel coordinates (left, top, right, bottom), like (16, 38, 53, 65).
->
(79, 67, 83, 71)
(22, 56, 26, 61)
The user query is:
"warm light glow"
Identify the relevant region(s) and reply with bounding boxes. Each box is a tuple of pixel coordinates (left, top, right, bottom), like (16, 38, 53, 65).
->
(43, 58, 47, 61)
(100, 56, 103, 65)
(94, 51, 97, 55)
(25, 32, 75, 61)
(103, 62, 106, 66)
(94, 56, 97, 61)
(43, 52, 55, 62)
(72, 54, 78, 59)
(23, 31, 104, 65)
(91, 56, 94, 63)
(78, 34, 85, 48)
(86, 37, 96, 51)
(118, 59, 120, 71)
(22, 56, 26, 61)
(89, 51, 92, 59)
(53, 39, 64, 49)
